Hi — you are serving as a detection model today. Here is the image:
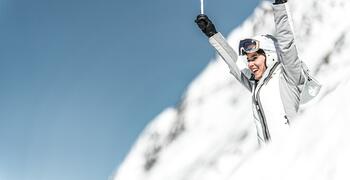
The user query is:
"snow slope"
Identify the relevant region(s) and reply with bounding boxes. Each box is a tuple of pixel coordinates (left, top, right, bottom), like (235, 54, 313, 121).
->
(112, 0, 350, 179)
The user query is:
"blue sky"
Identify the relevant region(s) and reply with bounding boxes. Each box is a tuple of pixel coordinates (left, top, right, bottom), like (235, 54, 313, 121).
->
(0, 0, 259, 179)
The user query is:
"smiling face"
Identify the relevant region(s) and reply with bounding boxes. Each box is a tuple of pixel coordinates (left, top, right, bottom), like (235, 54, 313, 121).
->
(246, 51, 267, 81)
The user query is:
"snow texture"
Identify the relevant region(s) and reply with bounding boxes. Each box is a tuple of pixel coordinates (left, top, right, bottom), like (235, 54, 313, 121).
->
(112, 0, 350, 179)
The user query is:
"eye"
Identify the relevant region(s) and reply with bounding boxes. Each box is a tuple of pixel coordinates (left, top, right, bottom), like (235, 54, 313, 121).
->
(247, 55, 258, 62)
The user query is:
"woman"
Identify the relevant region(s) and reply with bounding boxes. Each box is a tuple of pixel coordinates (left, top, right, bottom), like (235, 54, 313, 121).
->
(195, 0, 319, 144)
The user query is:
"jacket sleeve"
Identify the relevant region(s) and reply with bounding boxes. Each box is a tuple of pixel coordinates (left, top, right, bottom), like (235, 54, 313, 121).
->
(208, 32, 253, 92)
(273, 3, 303, 85)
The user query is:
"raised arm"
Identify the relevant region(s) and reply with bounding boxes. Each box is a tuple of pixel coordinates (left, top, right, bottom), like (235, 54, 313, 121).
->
(273, 0, 303, 85)
(195, 15, 253, 91)
(208, 33, 253, 91)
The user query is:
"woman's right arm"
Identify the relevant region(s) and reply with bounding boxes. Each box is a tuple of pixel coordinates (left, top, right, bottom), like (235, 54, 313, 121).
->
(209, 32, 253, 92)
(195, 15, 252, 92)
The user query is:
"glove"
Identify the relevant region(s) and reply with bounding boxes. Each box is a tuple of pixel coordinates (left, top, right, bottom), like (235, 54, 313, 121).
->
(195, 14, 217, 38)
(274, 0, 287, 4)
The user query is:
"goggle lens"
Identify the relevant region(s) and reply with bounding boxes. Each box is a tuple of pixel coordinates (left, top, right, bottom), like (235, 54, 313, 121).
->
(239, 39, 260, 55)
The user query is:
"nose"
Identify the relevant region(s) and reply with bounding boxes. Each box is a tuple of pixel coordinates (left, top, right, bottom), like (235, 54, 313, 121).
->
(248, 61, 255, 69)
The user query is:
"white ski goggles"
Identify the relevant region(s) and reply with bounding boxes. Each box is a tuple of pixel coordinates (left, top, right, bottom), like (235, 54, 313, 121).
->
(238, 38, 260, 56)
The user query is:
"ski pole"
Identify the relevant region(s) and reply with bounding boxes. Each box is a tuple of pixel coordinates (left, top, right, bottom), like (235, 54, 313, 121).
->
(200, 0, 204, 14)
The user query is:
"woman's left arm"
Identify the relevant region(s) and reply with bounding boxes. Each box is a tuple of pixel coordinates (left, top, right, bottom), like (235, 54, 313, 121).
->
(273, 1, 303, 85)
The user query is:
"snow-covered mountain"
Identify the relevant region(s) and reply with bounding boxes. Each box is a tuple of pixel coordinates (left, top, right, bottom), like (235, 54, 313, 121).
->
(112, 0, 350, 179)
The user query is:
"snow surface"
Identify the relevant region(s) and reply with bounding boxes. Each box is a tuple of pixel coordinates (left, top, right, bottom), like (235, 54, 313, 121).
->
(112, 0, 350, 179)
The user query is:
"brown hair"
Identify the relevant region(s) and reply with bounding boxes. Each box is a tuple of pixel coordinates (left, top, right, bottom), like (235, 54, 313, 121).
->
(257, 49, 267, 68)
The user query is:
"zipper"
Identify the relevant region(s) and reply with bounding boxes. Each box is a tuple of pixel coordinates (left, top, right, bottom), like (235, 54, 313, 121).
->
(253, 85, 271, 142)
(252, 63, 280, 142)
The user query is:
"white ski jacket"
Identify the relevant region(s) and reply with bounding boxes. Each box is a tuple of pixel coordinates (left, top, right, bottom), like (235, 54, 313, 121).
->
(208, 3, 304, 144)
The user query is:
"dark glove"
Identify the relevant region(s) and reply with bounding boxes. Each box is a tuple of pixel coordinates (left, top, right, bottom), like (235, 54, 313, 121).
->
(274, 0, 287, 5)
(195, 14, 217, 38)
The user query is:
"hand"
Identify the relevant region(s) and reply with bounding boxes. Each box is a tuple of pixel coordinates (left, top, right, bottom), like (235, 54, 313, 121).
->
(274, 0, 287, 4)
(195, 14, 217, 38)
